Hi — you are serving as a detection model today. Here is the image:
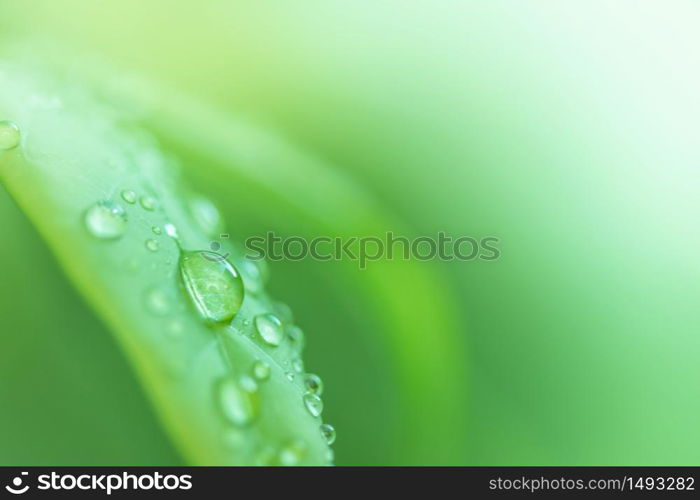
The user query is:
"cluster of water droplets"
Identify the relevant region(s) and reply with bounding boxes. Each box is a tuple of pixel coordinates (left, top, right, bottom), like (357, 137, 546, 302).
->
(251, 311, 336, 449)
(80, 180, 334, 463)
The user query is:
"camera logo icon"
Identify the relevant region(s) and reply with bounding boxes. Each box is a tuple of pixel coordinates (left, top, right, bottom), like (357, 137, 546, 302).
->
(5, 472, 29, 494)
(201, 234, 230, 262)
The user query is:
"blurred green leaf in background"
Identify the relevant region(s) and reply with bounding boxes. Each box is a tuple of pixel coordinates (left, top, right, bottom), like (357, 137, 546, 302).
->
(1, 1, 699, 465)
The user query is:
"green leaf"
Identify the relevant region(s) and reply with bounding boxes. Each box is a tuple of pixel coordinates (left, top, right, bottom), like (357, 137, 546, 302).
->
(115, 68, 470, 464)
(0, 60, 332, 465)
(0, 45, 471, 464)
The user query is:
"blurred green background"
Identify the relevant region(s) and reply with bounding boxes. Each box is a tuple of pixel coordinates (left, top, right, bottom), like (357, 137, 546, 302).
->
(1, 1, 698, 465)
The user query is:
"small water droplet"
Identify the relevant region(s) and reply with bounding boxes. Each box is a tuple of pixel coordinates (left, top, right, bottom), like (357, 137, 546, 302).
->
(152, 225, 162, 235)
(140, 195, 157, 211)
(291, 357, 304, 374)
(0, 120, 20, 150)
(285, 371, 295, 382)
(145, 239, 159, 252)
(304, 373, 323, 396)
(145, 287, 169, 315)
(120, 189, 137, 204)
(164, 222, 179, 239)
(84, 200, 127, 239)
(189, 195, 223, 236)
(179, 251, 245, 324)
(252, 360, 271, 381)
(217, 377, 259, 426)
(303, 392, 323, 417)
(320, 423, 336, 445)
(255, 313, 284, 347)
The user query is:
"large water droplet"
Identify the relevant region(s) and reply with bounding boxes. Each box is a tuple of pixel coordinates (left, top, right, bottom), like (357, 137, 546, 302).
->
(179, 251, 244, 324)
(255, 313, 284, 347)
(217, 376, 259, 426)
(252, 360, 271, 381)
(84, 200, 127, 240)
(189, 195, 223, 236)
(303, 392, 323, 417)
(0, 120, 20, 150)
(320, 423, 336, 445)
(304, 373, 323, 396)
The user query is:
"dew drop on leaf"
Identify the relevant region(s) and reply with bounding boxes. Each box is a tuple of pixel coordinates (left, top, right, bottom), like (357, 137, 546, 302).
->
(84, 200, 127, 240)
(252, 360, 271, 381)
(164, 222, 179, 239)
(303, 392, 323, 417)
(140, 195, 157, 211)
(151, 225, 162, 235)
(179, 251, 244, 324)
(120, 189, 137, 204)
(255, 313, 284, 347)
(145, 239, 159, 252)
(291, 357, 304, 374)
(320, 424, 336, 445)
(303, 373, 323, 396)
(217, 376, 259, 426)
(0, 120, 20, 150)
